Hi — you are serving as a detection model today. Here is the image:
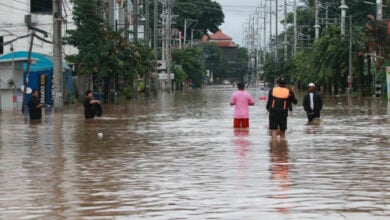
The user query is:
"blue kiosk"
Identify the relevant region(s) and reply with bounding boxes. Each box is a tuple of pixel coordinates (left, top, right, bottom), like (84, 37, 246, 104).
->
(0, 51, 73, 105)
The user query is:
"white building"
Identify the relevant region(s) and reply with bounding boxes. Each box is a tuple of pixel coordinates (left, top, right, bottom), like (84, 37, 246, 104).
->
(0, 0, 77, 56)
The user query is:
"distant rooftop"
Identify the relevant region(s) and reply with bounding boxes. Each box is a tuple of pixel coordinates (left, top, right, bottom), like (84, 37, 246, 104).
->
(202, 30, 237, 48)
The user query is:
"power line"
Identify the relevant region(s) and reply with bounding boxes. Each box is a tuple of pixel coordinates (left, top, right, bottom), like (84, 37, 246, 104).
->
(0, 2, 28, 13)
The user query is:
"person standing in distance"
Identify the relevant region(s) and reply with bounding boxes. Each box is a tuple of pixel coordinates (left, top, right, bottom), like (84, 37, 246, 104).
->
(84, 90, 100, 119)
(230, 82, 255, 129)
(28, 90, 44, 120)
(303, 83, 323, 123)
(266, 78, 298, 141)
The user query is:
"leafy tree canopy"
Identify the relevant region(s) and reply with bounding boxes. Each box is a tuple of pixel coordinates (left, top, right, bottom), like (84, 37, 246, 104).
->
(173, 0, 224, 36)
(64, 0, 154, 81)
(172, 47, 205, 88)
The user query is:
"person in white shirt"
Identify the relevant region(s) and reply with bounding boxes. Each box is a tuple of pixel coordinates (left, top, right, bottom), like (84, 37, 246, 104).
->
(303, 83, 323, 122)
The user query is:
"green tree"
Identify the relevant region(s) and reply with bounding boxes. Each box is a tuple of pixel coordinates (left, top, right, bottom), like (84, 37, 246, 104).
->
(65, 0, 154, 99)
(172, 47, 205, 88)
(277, 0, 390, 95)
(173, 0, 224, 38)
(64, 0, 105, 75)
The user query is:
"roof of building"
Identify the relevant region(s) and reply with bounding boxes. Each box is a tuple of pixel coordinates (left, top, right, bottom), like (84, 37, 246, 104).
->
(202, 30, 237, 48)
(208, 30, 232, 40)
(0, 51, 71, 72)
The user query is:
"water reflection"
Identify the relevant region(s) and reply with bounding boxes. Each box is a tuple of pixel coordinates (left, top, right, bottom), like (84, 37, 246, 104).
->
(270, 140, 290, 214)
(234, 129, 249, 157)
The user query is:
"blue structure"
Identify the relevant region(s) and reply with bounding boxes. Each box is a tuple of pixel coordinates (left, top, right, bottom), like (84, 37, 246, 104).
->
(0, 51, 73, 105)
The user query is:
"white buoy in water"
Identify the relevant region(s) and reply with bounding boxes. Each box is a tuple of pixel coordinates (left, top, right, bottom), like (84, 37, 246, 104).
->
(97, 132, 103, 138)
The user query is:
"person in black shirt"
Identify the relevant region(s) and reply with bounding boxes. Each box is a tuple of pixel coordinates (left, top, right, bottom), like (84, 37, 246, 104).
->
(28, 90, 44, 120)
(303, 83, 323, 122)
(266, 78, 298, 141)
(84, 90, 100, 119)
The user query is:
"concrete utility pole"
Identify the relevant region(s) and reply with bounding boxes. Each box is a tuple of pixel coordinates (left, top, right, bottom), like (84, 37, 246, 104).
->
(263, 3, 266, 61)
(145, 0, 150, 44)
(284, 0, 287, 61)
(144, 0, 150, 97)
(294, 0, 297, 55)
(184, 19, 187, 46)
(377, 0, 383, 20)
(348, 15, 352, 92)
(153, 0, 158, 93)
(166, 0, 172, 92)
(324, 3, 330, 28)
(153, 0, 158, 58)
(133, 0, 139, 98)
(53, 0, 63, 111)
(21, 33, 34, 114)
(314, 0, 320, 40)
(134, 0, 139, 42)
(340, 0, 348, 38)
(269, 0, 272, 52)
(275, 0, 278, 59)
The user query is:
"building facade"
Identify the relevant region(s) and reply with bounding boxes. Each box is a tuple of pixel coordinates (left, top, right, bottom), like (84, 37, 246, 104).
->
(0, 0, 78, 56)
(203, 30, 248, 83)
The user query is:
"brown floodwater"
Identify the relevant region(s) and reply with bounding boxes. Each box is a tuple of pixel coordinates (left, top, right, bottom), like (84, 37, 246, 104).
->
(0, 86, 389, 220)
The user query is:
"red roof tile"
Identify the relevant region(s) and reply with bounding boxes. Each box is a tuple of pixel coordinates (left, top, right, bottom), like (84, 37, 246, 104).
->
(202, 30, 237, 48)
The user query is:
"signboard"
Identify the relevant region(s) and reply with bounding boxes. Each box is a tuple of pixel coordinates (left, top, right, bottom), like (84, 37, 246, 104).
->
(39, 74, 50, 104)
(157, 60, 166, 70)
(158, 73, 174, 80)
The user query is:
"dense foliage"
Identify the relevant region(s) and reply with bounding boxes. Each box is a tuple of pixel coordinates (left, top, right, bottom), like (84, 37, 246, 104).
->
(65, 0, 154, 99)
(173, 0, 224, 37)
(261, 0, 390, 95)
(172, 47, 205, 88)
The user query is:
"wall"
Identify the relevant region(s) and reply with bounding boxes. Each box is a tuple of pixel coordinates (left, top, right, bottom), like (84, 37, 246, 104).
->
(0, 61, 24, 111)
(0, 0, 77, 56)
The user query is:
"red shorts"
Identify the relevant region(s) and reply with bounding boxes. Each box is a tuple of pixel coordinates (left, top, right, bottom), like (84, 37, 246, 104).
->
(233, 118, 249, 128)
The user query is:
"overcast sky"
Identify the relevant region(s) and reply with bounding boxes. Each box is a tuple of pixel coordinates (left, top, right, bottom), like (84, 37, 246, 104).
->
(215, 0, 261, 47)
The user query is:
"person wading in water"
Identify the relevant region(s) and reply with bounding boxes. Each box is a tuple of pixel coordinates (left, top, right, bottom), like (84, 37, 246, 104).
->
(266, 78, 297, 141)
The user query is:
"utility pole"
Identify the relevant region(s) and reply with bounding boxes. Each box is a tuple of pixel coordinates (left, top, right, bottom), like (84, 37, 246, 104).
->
(275, 0, 278, 59)
(134, 0, 139, 42)
(145, 0, 150, 97)
(133, 0, 139, 98)
(284, 0, 287, 61)
(293, 0, 297, 55)
(340, 0, 348, 38)
(153, 0, 158, 57)
(269, 0, 272, 52)
(53, 0, 63, 111)
(263, 2, 266, 62)
(377, 0, 383, 20)
(314, 0, 320, 40)
(166, 0, 172, 92)
(145, 0, 150, 44)
(21, 33, 34, 114)
(348, 15, 352, 92)
(184, 19, 187, 46)
(325, 3, 329, 28)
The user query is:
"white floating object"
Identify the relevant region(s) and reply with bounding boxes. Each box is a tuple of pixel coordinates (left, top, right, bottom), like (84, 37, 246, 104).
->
(97, 132, 103, 138)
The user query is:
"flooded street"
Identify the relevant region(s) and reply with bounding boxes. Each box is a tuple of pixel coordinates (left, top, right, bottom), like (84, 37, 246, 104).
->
(0, 86, 389, 220)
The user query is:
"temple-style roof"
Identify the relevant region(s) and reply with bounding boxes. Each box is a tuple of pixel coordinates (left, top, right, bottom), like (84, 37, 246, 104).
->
(202, 30, 237, 48)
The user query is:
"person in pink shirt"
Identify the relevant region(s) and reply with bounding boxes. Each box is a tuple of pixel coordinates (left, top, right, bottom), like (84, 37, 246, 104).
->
(230, 82, 255, 128)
